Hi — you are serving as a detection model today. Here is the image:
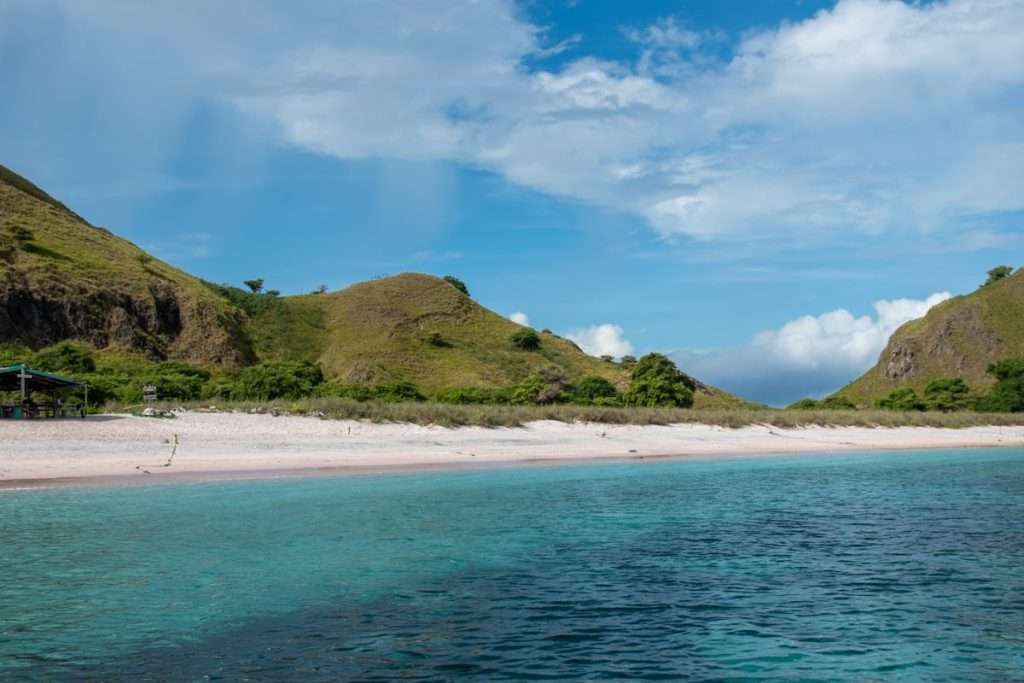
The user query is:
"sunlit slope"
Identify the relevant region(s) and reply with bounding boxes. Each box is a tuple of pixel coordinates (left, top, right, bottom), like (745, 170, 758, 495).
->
(245, 273, 754, 406)
(839, 270, 1024, 405)
(0, 164, 252, 366)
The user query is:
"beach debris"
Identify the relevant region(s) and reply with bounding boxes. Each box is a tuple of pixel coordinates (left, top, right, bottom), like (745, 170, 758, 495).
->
(628, 449, 638, 453)
(135, 433, 179, 474)
(140, 407, 176, 419)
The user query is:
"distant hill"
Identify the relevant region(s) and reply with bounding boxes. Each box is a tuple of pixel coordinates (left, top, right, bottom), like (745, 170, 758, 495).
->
(839, 269, 1024, 405)
(0, 163, 751, 408)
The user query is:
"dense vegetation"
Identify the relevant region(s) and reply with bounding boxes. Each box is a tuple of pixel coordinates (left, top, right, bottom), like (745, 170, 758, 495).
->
(1, 342, 719, 412)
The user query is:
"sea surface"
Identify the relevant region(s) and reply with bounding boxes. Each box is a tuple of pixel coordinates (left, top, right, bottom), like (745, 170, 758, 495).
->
(1, 448, 1023, 681)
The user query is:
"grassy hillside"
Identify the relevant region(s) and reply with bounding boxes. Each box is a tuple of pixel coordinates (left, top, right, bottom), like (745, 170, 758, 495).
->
(840, 269, 1024, 405)
(227, 273, 753, 408)
(255, 273, 625, 389)
(0, 163, 752, 408)
(0, 164, 252, 366)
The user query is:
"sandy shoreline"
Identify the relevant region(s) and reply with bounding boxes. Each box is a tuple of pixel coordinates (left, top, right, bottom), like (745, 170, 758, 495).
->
(1, 412, 1023, 489)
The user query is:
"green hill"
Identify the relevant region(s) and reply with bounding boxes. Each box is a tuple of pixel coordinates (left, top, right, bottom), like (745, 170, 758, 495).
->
(839, 269, 1024, 405)
(0, 163, 750, 408)
(0, 164, 252, 366)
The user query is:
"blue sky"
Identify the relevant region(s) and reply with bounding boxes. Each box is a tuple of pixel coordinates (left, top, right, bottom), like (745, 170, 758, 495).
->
(1, 0, 1022, 405)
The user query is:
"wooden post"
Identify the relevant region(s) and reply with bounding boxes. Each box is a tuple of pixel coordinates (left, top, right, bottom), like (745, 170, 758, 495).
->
(83, 383, 89, 418)
(19, 367, 27, 402)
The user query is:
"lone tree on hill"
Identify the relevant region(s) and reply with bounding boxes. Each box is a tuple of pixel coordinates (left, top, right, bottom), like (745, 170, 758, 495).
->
(983, 266, 1014, 287)
(443, 275, 469, 296)
(244, 278, 264, 294)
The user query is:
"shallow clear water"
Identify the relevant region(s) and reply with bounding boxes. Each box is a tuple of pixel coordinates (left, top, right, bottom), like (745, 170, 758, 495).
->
(2, 449, 1023, 681)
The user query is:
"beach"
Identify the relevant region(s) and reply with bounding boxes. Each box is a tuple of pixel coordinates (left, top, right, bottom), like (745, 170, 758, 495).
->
(2, 412, 1023, 487)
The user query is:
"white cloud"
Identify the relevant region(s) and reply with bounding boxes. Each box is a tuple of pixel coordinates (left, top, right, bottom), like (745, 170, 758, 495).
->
(675, 291, 951, 406)
(2, 0, 1022, 242)
(566, 324, 635, 359)
(509, 312, 531, 326)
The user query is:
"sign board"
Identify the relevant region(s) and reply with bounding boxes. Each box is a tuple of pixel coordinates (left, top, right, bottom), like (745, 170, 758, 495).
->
(143, 384, 158, 403)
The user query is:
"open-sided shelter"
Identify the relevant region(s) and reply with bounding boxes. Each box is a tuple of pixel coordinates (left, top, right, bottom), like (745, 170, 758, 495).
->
(0, 364, 88, 419)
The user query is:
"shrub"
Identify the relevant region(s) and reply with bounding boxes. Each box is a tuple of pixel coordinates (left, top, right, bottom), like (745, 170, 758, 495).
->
(534, 365, 570, 404)
(510, 375, 544, 405)
(876, 388, 926, 411)
(135, 363, 211, 402)
(819, 395, 857, 410)
(923, 378, 971, 412)
(625, 353, 695, 408)
(373, 381, 425, 403)
(32, 341, 96, 374)
(571, 376, 621, 405)
(788, 398, 820, 410)
(443, 275, 469, 296)
(233, 361, 324, 401)
(983, 265, 1014, 287)
(0, 344, 32, 368)
(425, 332, 450, 348)
(7, 225, 33, 242)
(620, 355, 637, 368)
(976, 359, 1024, 412)
(511, 329, 541, 351)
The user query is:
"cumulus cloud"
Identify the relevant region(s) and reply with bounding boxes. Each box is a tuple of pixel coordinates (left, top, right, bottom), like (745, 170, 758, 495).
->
(2, 0, 1021, 242)
(509, 312, 531, 326)
(566, 324, 635, 359)
(674, 292, 951, 406)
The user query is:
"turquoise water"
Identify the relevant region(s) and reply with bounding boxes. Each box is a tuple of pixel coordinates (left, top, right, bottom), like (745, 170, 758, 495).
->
(2, 449, 1023, 681)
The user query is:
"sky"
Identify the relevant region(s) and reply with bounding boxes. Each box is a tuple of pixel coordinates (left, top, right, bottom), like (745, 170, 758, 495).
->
(1, 0, 1022, 405)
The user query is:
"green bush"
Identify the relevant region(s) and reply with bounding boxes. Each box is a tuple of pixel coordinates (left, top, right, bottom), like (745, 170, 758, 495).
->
(32, 341, 96, 374)
(443, 275, 469, 296)
(922, 378, 971, 412)
(425, 332, 450, 348)
(976, 359, 1024, 412)
(983, 265, 1014, 287)
(511, 375, 544, 405)
(571, 376, 621, 406)
(819, 395, 857, 410)
(876, 388, 926, 411)
(0, 344, 32, 368)
(135, 363, 211, 402)
(373, 381, 425, 403)
(625, 353, 695, 408)
(232, 361, 324, 401)
(510, 329, 541, 351)
(788, 398, 820, 410)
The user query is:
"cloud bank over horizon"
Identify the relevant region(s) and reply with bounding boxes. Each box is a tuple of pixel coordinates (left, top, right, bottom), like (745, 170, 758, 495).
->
(674, 292, 952, 406)
(2, 0, 1022, 244)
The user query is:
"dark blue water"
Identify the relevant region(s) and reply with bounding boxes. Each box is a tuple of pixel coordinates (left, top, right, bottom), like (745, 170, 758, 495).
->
(2, 449, 1023, 681)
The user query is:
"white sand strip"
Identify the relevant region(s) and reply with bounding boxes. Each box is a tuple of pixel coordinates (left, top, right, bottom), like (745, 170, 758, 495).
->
(1, 412, 1023, 487)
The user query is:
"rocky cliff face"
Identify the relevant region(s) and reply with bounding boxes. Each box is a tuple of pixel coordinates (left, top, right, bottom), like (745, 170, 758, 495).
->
(840, 270, 1024, 404)
(0, 165, 252, 366)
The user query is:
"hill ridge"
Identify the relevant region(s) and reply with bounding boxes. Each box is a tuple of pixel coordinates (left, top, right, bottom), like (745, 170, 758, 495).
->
(839, 269, 1024, 404)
